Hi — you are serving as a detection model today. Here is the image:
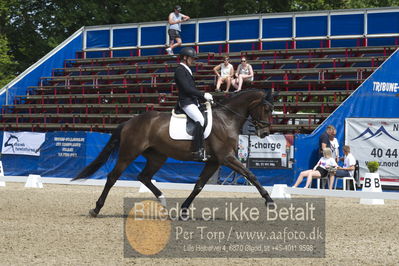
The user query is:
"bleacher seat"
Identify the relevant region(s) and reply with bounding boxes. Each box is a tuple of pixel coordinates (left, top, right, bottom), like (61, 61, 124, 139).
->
(1, 46, 397, 133)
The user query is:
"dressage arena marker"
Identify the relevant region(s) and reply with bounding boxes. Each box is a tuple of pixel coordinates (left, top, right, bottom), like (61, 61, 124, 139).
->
(24, 174, 44, 188)
(1, 176, 399, 201)
(0, 161, 5, 187)
(271, 184, 291, 198)
(360, 173, 384, 205)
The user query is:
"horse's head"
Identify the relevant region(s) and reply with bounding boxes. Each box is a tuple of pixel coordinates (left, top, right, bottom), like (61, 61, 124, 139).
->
(248, 92, 273, 138)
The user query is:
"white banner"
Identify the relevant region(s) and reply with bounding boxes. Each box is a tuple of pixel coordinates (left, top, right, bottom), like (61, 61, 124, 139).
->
(2, 132, 46, 156)
(238, 134, 293, 168)
(345, 118, 399, 185)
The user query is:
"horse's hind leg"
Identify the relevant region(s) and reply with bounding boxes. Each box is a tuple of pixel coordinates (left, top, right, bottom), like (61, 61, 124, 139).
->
(181, 162, 219, 212)
(90, 158, 132, 217)
(223, 155, 273, 205)
(137, 150, 167, 205)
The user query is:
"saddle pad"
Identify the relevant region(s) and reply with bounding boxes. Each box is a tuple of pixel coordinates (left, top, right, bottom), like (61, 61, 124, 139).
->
(169, 102, 213, 140)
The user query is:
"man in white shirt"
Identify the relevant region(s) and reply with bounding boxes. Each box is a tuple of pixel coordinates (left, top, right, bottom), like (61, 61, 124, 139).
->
(166, 5, 190, 55)
(336, 145, 356, 177)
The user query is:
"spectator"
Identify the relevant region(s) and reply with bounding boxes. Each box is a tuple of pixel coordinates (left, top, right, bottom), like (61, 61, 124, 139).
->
(335, 145, 356, 179)
(166, 5, 190, 55)
(232, 57, 254, 92)
(329, 128, 339, 162)
(292, 148, 338, 190)
(319, 125, 336, 157)
(213, 56, 234, 92)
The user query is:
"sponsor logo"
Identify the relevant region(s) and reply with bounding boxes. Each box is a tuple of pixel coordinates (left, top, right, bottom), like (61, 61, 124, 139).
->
(351, 126, 399, 141)
(372, 81, 399, 93)
(2, 132, 46, 156)
(4, 134, 19, 152)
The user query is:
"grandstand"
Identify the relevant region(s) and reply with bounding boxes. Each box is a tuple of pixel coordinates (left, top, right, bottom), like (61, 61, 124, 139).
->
(1, 8, 399, 134)
(0, 7, 398, 185)
(0, 45, 394, 133)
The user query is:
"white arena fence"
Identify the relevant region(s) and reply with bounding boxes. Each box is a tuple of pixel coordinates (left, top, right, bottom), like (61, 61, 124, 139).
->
(1, 175, 399, 201)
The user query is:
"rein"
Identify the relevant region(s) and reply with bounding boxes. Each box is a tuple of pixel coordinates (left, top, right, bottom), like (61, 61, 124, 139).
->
(213, 100, 271, 127)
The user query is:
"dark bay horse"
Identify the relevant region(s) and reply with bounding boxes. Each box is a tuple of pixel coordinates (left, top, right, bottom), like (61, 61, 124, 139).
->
(73, 89, 274, 217)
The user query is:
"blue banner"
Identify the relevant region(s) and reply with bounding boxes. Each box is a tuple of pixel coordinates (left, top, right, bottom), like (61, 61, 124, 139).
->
(0, 131, 293, 185)
(38, 132, 87, 177)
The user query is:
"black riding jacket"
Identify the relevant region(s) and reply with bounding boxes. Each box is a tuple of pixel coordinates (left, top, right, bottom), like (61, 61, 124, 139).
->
(175, 64, 205, 107)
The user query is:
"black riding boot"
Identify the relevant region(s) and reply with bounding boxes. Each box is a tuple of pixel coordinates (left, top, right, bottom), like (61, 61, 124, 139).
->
(192, 122, 207, 161)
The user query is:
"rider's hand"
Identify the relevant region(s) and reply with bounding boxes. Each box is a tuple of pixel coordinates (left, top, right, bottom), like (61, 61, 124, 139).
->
(204, 93, 213, 102)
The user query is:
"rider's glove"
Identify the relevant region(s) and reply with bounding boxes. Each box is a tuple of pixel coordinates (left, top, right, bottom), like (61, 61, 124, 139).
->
(204, 93, 213, 102)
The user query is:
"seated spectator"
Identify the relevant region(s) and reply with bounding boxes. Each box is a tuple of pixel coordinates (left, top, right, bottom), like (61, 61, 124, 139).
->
(232, 57, 254, 92)
(329, 128, 339, 162)
(335, 145, 356, 178)
(213, 56, 234, 92)
(292, 148, 338, 190)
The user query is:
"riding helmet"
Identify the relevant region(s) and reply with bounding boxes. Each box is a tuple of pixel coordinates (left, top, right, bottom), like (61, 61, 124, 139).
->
(180, 47, 198, 59)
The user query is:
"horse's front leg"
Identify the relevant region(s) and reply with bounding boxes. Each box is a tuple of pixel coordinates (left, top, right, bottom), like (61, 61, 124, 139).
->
(223, 155, 274, 205)
(181, 162, 219, 214)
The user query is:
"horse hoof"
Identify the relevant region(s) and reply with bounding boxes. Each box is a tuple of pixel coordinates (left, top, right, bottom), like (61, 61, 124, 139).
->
(265, 200, 276, 210)
(180, 208, 189, 220)
(158, 195, 167, 207)
(89, 209, 98, 217)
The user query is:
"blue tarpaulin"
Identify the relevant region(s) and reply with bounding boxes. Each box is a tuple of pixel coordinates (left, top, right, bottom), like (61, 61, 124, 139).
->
(0, 131, 293, 185)
(294, 48, 399, 186)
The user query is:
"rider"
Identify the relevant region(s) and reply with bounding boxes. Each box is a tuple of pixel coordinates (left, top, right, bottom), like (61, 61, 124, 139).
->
(175, 47, 213, 161)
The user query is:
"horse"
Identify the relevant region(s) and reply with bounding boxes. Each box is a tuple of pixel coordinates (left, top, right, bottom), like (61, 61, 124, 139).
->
(72, 89, 274, 217)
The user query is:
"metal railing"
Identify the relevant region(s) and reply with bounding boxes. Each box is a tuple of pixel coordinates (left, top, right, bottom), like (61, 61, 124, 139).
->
(81, 7, 399, 57)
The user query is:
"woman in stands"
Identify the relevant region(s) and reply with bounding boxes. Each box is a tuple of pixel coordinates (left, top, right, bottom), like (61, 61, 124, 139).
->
(232, 56, 254, 92)
(292, 148, 338, 189)
(213, 56, 234, 92)
(175, 47, 213, 161)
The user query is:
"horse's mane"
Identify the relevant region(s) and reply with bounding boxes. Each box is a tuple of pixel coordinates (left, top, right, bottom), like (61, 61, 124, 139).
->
(216, 88, 266, 106)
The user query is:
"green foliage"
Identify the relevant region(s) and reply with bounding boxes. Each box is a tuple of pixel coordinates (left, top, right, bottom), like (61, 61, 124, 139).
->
(1, 0, 399, 87)
(367, 161, 380, 173)
(0, 35, 17, 88)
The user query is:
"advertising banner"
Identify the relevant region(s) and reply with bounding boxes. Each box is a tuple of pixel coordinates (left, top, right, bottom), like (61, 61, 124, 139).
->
(345, 118, 399, 185)
(238, 135, 294, 169)
(0, 130, 295, 185)
(37, 132, 87, 177)
(1, 132, 46, 156)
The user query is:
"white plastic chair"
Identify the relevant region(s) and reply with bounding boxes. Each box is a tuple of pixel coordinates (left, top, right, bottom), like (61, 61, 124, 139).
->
(316, 167, 336, 189)
(334, 176, 356, 191)
(316, 176, 330, 189)
(334, 161, 359, 191)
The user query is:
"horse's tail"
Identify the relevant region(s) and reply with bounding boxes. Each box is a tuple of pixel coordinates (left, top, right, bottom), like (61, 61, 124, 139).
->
(72, 123, 124, 181)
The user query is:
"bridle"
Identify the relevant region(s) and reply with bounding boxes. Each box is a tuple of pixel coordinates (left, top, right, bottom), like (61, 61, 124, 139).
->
(214, 97, 273, 128)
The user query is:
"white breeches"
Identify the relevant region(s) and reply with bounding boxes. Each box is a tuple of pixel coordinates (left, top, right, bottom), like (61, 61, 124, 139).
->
(182, 104, 204, 127)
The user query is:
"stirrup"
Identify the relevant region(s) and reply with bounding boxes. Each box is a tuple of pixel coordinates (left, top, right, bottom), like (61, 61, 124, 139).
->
(192, 149, 208, 162)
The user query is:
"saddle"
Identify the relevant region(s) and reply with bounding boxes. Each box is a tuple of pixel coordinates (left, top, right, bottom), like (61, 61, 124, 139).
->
(169, 102, 213, 140)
